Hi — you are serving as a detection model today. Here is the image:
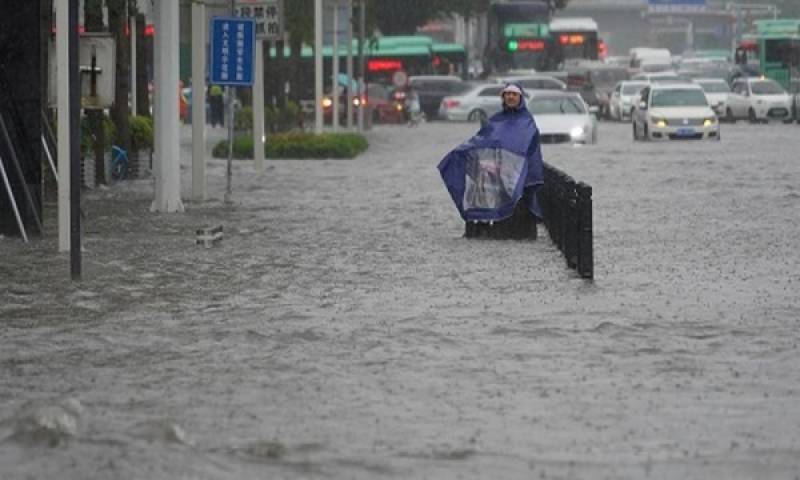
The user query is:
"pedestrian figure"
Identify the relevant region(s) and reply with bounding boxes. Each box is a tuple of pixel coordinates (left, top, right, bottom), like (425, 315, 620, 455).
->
(405, 87, 423, 127)
(208, 84, 225, 128)
(438, 82, 543, 239)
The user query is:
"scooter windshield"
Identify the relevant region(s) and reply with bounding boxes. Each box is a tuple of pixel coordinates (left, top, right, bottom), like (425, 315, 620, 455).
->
(463, 147, 525, 211)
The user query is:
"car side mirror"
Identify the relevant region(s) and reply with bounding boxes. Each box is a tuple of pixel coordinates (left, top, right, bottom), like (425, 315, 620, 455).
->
(589, 106, 600, 115)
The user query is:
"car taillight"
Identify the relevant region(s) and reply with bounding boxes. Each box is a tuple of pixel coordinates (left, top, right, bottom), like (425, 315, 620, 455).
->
(443, 99, 460, 109)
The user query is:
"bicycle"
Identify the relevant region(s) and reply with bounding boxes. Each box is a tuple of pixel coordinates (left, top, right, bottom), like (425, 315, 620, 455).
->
(110, 145, 128, 181)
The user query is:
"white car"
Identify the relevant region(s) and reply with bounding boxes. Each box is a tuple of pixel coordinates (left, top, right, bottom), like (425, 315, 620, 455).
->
(492, 75, 568, 92)
(528, 91, 598, 144)
(632, 83, 720, 141)
(609, 80, 648, 121)
(631, 71, 681, 83)
(439, 83, 530, 123)
(726, 77, 793, 123)
(693, 78, 731, 119)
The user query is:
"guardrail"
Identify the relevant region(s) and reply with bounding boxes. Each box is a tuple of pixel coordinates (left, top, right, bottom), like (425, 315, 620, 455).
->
(538, 163, 593, 279)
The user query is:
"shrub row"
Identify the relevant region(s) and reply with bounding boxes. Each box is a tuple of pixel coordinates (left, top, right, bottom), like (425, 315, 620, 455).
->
(234, 101, 304, 133)
(212, 132, 368, 160)
(79, 114, 154, 154)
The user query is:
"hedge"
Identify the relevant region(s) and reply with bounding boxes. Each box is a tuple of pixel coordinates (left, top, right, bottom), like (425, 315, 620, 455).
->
(212, 132, 368, 160)
(129, 115, 154, 153)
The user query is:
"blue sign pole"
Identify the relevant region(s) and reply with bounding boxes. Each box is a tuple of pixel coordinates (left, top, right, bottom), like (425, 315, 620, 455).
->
(210, 16, 256, 203)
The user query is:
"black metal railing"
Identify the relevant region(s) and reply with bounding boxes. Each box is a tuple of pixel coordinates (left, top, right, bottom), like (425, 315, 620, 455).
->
(538, 163, 593, 279)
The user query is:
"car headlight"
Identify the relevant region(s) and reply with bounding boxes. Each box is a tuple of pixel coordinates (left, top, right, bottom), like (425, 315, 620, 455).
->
(703, 117, 716, 127)
(322, 97, 333, 108)
(570, 126, 585, 139)
(652, 117, 667, 128)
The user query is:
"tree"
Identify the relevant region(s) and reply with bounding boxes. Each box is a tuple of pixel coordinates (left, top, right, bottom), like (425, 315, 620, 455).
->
(85, 0, 107, 185)
(107, 0, 131, 156)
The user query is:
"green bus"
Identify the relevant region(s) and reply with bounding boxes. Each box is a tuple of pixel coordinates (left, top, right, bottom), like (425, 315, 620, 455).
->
(270, 35, 466, 86)
(753, 19, 800, 91)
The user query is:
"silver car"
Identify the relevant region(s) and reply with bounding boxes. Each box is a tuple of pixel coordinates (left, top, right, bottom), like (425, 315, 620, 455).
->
(492, 75, 568, 92)
(726, 77, 793, 123)
(632, 83, 720, 141)
(609, 80, 648, 122)
(528, 91, 598, 144)
(439, 84, 515, 123)
(694, 78, 731, 119)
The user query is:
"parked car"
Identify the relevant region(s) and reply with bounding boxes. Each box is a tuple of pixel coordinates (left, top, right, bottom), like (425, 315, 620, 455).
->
(408, 75, 470, 120)
(564, 62, 630, 119)
(527, 91, 598, 144)
(632, 83, 720, 141)
(631, 71, 682, 83)
(439, 83, 518, 123)
(608, 80, 648, 122)
(492, 74, 568, 92)
(364, 83, 405, 124)
(693, 78, 731, 119)
(726, 77, 793, 123)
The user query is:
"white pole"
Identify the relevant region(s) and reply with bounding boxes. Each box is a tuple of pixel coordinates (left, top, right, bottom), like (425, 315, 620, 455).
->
(254, 39, 265, 171)
(332, 5, 339, 132)
(346, 0, 354, 130)
(191, 1, 207, 201)
(57, 0, 70, 251)
(357, 0, 365, 132)
(130, 15, 137, 115)
(314, 0, 323, 134)
(151, 0, 185, 213)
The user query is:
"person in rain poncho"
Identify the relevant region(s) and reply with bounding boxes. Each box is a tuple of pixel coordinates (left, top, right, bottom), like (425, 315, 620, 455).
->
(437, 82, 544, 224)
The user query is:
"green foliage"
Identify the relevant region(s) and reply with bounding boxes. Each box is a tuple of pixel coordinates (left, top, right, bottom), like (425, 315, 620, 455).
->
(237, 101, 306, 133)
(129, 115, 154, 152)
(212, 132, 368, 160)
(81, 113, 117, 155)
(235, 106, 254, 131)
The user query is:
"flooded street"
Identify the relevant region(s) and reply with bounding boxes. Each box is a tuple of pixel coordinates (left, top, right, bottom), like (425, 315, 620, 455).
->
(2, 120, 800, 479)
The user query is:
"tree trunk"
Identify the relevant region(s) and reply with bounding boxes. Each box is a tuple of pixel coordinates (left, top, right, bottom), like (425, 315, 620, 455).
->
(40, 0, 56, 200)
(288, 34, 303, 103)
(135, 13, 150, 117)
(275, 39, 286, 109)
(85, 0, 106, 185)
(108, 0, 130, 155)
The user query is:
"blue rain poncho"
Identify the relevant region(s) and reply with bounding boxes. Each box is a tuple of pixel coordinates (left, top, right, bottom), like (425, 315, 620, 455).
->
(437, 85, 544, 222)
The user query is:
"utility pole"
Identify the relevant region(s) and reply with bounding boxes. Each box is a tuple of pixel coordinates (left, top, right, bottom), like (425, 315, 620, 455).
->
(315, 0, 323, 134)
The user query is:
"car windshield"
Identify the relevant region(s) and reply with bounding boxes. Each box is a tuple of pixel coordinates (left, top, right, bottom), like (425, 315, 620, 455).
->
(622, 84, 646, 95)
(529, 96, 586, 114)
(697, 81, 730, 93)
(751, 81, 785, 95)
(651, 89, 708, 107)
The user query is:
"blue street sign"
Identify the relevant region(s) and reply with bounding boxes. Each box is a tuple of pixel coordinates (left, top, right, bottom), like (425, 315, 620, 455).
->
(648, 0, 706, 13)
(209, 16, 256, 86)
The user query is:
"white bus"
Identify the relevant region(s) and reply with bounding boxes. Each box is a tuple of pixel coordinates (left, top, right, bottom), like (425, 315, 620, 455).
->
(550, 17, 600, 63)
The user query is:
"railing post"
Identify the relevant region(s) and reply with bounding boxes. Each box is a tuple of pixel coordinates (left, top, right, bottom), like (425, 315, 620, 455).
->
(577, 182, 593, 279)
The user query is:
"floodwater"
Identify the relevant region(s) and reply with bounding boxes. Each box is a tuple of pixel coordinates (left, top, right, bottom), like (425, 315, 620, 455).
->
(2, 121, 800, 479)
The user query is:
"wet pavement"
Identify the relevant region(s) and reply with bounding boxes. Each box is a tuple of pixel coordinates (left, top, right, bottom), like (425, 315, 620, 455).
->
(2, 120, 800, 479)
